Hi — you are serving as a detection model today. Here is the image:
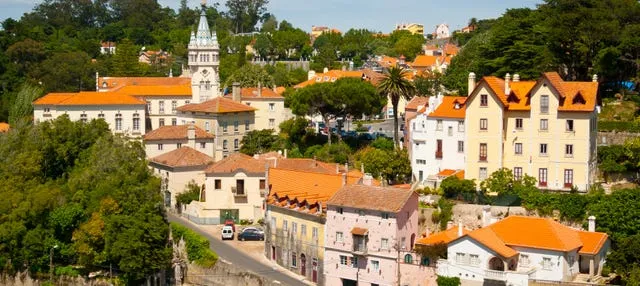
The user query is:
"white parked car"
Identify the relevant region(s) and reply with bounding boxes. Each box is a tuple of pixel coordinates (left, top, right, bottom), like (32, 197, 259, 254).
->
(221, 225, 234, 240)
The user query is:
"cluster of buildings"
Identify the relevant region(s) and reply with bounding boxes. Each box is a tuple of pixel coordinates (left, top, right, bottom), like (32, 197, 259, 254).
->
(407, 72, 599, 192)
(24, 4, 613, 286)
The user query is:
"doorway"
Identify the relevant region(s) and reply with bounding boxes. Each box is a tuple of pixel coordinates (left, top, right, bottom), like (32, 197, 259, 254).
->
(300, 254, 306, 276)
(312, 258, 318, 283)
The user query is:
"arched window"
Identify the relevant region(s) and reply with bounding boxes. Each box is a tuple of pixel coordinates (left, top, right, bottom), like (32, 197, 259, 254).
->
(421, 256, 430, 266)
(404, 254, 413, 264)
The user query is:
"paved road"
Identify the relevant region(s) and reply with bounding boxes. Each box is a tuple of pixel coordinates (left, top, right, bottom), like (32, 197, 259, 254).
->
(168, 213, 302, 286)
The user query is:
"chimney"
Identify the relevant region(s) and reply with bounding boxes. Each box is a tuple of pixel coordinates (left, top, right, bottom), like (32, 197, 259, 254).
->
(284, 149, 288, 159)
(468, 72, 476, 96)
(308, 70, 316, 80)
(513, 74, 520, 82)
(257, 82, 262, 97)
(313, 156, 317, 167)
(344, 163, 349, 174)
(458, 222, 463, 237)
(341, 65, 346, 71)
(588, 216, 596, 232)
(323, 67, 329, 73)
(360, 164, 364, 174)
(273, 85, 277, 92)
(482, 205, 491, 227)
(363, 173, 373, 186)
(592, 74, 598, 82)
(505, 73, 511, 95)
(447, 221, 454, 230)
(264, 163, 270, 198)
(341, 173, 347, 186)
(95, 72, 99, 91)
(232, 82, 241, 102)
(187, 124, 196, 148)
(336, 163, 340, 174)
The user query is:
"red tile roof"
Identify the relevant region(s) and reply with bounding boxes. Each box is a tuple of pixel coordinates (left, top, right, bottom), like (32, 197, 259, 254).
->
(416, 226, 470, 246)
(456, 216, 609, 258)
(150, 146, 213, 168)
(177, 97, 256, 113)
(327, 185, 416, 213)
(33, 92, 146, 106)
(0, 122, 9, 133)
(238, 87, 283, 99)
(143, 125, 214, 141)
(405, 96, 430, 111)
(428, 96, 466, 119)
(99, 77, 190, 90)
(206, 153, 268, 175)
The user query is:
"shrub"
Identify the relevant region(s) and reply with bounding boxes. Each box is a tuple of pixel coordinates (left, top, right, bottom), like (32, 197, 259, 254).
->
(171, 223, 218, 268)
(55, 265, 80, 277)
(598, 121, 640, 132)
(437, 275, 461, 286)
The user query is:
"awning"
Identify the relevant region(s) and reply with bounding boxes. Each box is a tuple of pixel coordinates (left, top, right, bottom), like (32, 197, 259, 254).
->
(351, 227, 369, 236)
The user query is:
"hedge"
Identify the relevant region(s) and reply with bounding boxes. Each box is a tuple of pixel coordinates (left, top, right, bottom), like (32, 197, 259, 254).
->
(598, 121, 640, 133)
(170, 222, 218, 268)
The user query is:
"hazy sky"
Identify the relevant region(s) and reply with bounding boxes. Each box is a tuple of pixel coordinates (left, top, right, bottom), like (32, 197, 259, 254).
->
(0, 0, 541, 33)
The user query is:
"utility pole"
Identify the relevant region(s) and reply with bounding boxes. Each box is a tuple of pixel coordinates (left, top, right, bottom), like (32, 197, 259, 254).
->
(49, 244, 58, 284)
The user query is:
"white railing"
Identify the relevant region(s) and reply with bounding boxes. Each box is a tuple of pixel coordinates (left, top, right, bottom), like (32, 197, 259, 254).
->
(486, 269, 507, 281)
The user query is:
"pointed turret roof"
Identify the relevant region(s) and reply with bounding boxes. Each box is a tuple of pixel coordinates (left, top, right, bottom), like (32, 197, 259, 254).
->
(191, 2, 219, 48)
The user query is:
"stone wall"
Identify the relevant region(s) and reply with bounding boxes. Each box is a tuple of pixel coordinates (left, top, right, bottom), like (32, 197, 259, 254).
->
(597, 131, 640, 146)
(0, 272, 111, 286)
(186, 260, 283, 286)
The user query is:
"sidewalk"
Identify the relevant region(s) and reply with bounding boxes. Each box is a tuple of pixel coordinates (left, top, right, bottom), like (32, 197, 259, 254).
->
(178, 218, 315, 285)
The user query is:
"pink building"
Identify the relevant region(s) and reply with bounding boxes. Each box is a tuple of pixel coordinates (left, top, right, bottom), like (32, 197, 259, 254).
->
(324, 185, 419, 286)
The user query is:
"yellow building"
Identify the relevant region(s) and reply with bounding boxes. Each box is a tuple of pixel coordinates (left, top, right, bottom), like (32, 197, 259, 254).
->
(396, 23, 425, 35)
(464, 72, 598, 192)
(265, 168, 371, 285)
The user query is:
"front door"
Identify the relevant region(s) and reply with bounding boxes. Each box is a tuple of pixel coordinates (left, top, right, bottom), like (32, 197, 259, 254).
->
(271, 246, 276, 260)
(312, 258, 318, 283)
(300, 254, 306, 276)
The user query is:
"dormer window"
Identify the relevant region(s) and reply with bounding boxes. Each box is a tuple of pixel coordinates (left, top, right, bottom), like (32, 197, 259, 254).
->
(573, 93, 586, 104)
(454, 103, 460, 109)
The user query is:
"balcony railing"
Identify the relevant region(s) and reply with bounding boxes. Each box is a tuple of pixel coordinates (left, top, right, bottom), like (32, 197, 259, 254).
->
(352, 246, 367, 256)
(564, 183, 573, 189)
(231, 186, 246, 197)
(479, 155, 487, 161)
(485, 269, 507, 281)
(435, 151, 443, 159)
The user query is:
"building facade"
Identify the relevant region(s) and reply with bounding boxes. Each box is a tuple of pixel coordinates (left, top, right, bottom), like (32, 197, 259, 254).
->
(437, 216, 610, 285)
(33, 92, 146, 137)
(187, 4, 221, 103)
(464, 72, 598, 192)
(224, 84, 292, 132)
(176, 97, 256, 161)
(143, 125, 215, 159)
(410, 94, 466, 186)
(324, 185, 419, 286)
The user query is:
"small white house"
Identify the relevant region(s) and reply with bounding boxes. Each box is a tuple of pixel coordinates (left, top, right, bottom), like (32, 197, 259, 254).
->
(437, 215, 610, 286)
(410, 94, 466, 185)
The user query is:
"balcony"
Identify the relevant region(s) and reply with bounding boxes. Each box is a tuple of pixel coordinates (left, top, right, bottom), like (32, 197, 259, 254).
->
(352, 245, 368, 256)
(479, 156, 487, 162)
(485, 269, 507, 281)
(435, 151, 443, 159)
(564, 183, 573, 189)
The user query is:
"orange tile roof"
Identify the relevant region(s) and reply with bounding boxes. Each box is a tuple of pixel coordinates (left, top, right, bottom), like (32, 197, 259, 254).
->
(351, 227, 369, 235)
(328, 185, 416, 213)
(274, 87, 286, 95)
(101, 41, 116, 48)
(268, 168, 357, 212)
(150, 146, 213, 168)
(224, 87, 283, 99)
(577, 230, 608, 255)
(437, 169, 457, 177)
(443, 43, 459, 56)
(33, 92, 145, 106)
(412, 55, 439, 68)
(117, 84, 191, 97)
(416, 226, 470, 246)
(143, 125, 214, 141)
(206, 153, 268, 175)
(378, 56, 399, 68)
(99, 77, 190, 91)
(456, 216, 608, 258)
(0, 122, 9, 133)
(406, 96, 430, 111)
(477, 72, 598, 112)
(428, 96, 466, 119)
(176, 97, 256, 114)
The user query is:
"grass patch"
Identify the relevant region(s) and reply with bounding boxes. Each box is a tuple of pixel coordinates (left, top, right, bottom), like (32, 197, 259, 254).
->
(171, 222, 218, 268)
(599, 99, 638, 122)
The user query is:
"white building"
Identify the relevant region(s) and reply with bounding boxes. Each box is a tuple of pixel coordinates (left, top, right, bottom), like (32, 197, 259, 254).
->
(143, 125, 215, 159)
(410, 94, 466, 186)
(435, 23, 450, 39)
(223, 83, 292, 132)
(437, 215, 610, 286)
(100, 41, 116, 54)
(33, 92, 146, 137)
(149, 146, 213, 209)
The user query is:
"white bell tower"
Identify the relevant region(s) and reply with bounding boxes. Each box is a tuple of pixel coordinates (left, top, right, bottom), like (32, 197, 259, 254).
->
(188, 0, 220, 103)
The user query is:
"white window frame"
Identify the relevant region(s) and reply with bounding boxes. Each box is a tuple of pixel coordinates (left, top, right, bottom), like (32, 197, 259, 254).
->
(336, 231, 343, 243)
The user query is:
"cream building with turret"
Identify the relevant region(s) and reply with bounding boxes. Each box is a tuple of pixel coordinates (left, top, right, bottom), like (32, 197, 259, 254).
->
(464, 72, 598, 192)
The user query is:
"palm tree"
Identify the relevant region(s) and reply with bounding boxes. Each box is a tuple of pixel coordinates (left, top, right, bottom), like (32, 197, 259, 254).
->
(378, 66, 415, 148)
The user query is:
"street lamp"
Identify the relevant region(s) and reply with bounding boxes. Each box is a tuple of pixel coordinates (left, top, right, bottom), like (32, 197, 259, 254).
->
(50, 244, 58, 284)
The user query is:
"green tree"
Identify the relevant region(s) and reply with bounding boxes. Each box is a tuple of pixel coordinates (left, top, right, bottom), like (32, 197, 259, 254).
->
(239, 129, 280, 155)
(414, 72, 444, 97)
(224, 63, 274, 88)
(8, 83, 43, 126)
(225, 0, 270, 33)
(111, 39, 143, 76)
(176, 181, 202, 207)
(378, 67, 415, 147)
(440, 176, 476, 199)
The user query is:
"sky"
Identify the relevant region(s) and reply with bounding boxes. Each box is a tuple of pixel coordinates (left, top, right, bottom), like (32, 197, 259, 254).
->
(0, 0, 542, 33)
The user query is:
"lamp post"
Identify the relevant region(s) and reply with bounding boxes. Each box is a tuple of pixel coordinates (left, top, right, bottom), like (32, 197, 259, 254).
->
(49, 244, 58, 284)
